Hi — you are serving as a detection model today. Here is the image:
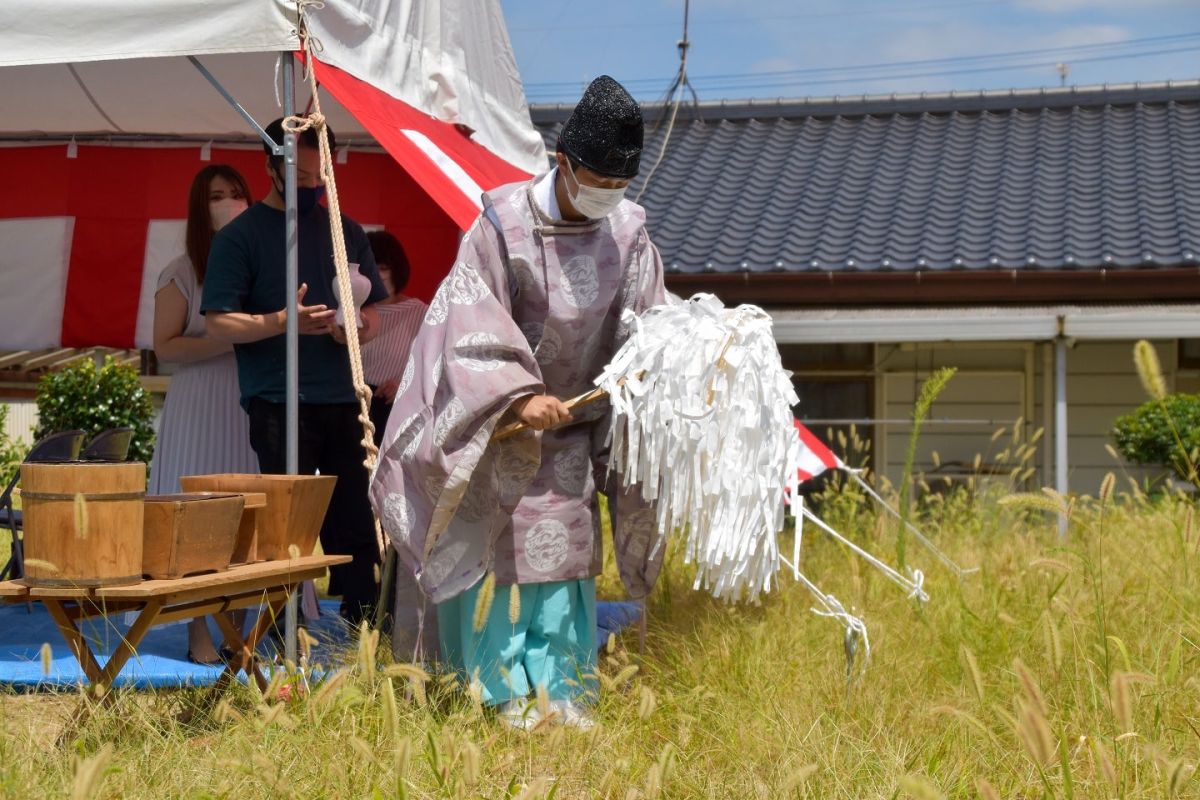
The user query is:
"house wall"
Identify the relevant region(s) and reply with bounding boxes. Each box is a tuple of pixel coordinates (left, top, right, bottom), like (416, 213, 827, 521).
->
(875, 342, 1032, 492)
(0, 399, 38, 447)
(791, 338, 1186, 495)
(1033, 339, 1195, 494)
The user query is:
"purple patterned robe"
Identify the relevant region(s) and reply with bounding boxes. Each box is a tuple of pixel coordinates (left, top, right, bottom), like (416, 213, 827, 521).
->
(368, 177, 668, 606)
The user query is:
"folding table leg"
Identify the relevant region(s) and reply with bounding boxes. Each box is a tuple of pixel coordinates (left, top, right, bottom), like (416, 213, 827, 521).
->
(42, 599, 104, 686)
(47, 598, 164, 745)
(198, 588, 292, 709)
(212, 611, 268, 691)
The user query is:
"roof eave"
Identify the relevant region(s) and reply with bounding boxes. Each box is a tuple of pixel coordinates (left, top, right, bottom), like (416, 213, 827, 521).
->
(665, 266, 1200, 307)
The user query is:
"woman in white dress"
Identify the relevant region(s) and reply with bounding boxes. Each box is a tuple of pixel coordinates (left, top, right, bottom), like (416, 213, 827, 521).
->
(150, 165, 260, 664)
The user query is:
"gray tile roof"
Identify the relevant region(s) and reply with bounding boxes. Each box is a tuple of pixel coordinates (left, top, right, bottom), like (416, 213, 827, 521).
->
(530, 82, 1200, 276)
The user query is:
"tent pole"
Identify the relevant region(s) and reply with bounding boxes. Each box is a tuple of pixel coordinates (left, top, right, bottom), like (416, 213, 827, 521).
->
(187, 56, 282, 155)
(282, 52, 300, 664)
(1054, 335, 1068, 539)
(188, 50, 300, 658)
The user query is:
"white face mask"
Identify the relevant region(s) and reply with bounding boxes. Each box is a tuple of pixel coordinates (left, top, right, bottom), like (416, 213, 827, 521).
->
(210, 198, 249, 231)
(564, 160, 626, 219)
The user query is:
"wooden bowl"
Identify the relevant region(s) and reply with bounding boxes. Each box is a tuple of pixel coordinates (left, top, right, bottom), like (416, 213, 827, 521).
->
(178, 474, 336, 560)
(142, 492, 245, 579)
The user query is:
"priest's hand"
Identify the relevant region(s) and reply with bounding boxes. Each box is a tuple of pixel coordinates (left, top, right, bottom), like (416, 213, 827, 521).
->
(512, 394, 572, 430)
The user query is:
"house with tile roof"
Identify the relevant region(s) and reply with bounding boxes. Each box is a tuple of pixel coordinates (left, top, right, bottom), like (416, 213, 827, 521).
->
(534, 81, 1200, 494)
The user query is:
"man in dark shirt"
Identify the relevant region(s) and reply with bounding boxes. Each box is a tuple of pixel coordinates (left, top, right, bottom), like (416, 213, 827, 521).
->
(202, 117, 388, 624)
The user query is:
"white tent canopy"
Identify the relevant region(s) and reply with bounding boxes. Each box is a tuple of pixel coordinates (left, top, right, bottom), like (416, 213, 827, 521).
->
(0, 0, 546, 173)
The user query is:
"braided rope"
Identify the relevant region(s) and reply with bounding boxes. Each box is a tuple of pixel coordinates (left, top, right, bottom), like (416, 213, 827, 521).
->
(285, 27, 385, 558)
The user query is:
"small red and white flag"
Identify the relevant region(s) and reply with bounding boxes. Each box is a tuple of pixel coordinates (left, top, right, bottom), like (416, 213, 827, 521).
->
(794, 419, 846, 483)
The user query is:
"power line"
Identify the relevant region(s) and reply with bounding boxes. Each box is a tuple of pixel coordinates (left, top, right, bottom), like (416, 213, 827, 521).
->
(509, 0, 1010, 33)
(680, 44, 1200, 95)
(523, 30, 1200, 92)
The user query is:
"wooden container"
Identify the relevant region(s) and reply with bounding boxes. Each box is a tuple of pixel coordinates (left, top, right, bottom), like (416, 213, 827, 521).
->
(179, 474, 335, 560)
(22, 461, 146, 587)
(141, 492, 245, 579)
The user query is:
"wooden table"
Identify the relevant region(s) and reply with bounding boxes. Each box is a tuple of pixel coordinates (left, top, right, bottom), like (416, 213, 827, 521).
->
(0, 555, 349, 740)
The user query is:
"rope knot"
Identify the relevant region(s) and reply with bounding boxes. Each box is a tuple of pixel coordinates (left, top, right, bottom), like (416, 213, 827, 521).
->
(282, 112, 324, 135)
(907, 567, 929, 604)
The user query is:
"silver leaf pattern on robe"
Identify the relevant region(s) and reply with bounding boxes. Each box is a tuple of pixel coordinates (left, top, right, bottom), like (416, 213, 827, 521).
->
(383, 492, 414, 545)
(524, 519, 571, 573)
(560, 254, 599, 309)
(454, 332, 506, 372)
(433, 397, 466, 447)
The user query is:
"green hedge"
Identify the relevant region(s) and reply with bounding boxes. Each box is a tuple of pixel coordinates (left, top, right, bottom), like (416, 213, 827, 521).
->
(33, 356, 156, 466)
(1112, 393, 1200, 482)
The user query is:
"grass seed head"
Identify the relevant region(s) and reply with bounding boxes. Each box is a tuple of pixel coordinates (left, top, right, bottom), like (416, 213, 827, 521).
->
(1042, 614, 1063, 673)
(1168, 759, 1193, 796)
(898, 774, 946, 800)
(72, 492, 88, 540)
(349, 735, 378, 766)
(461, 740, 482, 785)
(1100, 471, 1117, 504)
(71, 743, 113, 800)
(381, 677, 400, 738)
(1134, 339, 1167, 400)
(643, 763, 663, 799)
(1110, 672, 1134, 732)
(394, 735, 412, 779)
(960, 646, 985, 703)
(1091, 738, 1119, 788)
(508, 582, 521, 625)
(784, 764, 818, 792)
(512, 778, 550, 800)
(999, 493, 1063, 515)
(473, 573, 496, 633)
(356, 623, 379, 682)
(974, 778, 1000, 800)
(1013, 659, 1049, 717)
(638, 685, 657, 720)
(1016, 701, 1056, 766)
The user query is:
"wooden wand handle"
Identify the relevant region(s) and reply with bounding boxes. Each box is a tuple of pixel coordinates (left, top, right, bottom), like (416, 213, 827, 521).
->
(490, 386, 610, 443)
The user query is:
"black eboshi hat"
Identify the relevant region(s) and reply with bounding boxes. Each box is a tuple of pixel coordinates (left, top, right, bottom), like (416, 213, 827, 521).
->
(557, 75, 643, 179)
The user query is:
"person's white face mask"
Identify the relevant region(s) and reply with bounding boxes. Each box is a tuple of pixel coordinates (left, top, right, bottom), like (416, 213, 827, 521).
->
(210, 198, 249, 231)
(565, 160, 626, 219)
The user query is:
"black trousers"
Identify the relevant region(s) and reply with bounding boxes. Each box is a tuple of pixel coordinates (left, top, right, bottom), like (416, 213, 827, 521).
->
(248, 398, 380, 620)
(367, 391, 391, 449)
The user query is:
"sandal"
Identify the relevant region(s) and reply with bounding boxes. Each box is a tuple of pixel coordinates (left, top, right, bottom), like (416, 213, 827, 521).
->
(186, 649, 223, 666)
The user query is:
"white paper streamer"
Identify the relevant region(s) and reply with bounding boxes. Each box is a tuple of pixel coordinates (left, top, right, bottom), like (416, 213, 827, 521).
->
(597, 294, 802, 602)
(597, 290, 935, 671)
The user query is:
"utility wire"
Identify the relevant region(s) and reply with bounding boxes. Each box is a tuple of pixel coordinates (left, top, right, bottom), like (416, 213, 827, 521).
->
(510, 0, 1010, 33)
(683, 44, 1200, 94)
(635, 0, 696, 203)
(523, 30, 1200, 94)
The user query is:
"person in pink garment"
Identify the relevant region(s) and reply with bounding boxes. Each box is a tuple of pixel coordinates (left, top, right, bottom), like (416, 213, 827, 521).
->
(370, 76, 667, 729)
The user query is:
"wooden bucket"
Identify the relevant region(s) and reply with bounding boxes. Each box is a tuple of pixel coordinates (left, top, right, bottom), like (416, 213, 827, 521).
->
(142, 493, 245, 579)
(22, 462, 146, 587)
(179, 474, 335, 561)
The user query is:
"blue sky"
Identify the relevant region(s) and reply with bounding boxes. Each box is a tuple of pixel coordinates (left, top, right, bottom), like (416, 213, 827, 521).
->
(499, 0, 1200, 104)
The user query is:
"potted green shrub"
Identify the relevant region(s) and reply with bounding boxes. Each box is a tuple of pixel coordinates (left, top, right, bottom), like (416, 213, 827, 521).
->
(33, 356, 156, 466)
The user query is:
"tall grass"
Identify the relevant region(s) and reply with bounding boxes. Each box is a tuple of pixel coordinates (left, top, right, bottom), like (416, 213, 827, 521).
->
(2, 477, 1198, 798)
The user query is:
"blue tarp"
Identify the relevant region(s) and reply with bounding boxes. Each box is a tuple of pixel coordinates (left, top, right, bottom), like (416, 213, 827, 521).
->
(0, 598, 643, 690)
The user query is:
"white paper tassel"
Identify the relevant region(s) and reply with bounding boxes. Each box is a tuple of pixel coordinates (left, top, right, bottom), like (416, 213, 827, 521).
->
(597, 294, 802, 602)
